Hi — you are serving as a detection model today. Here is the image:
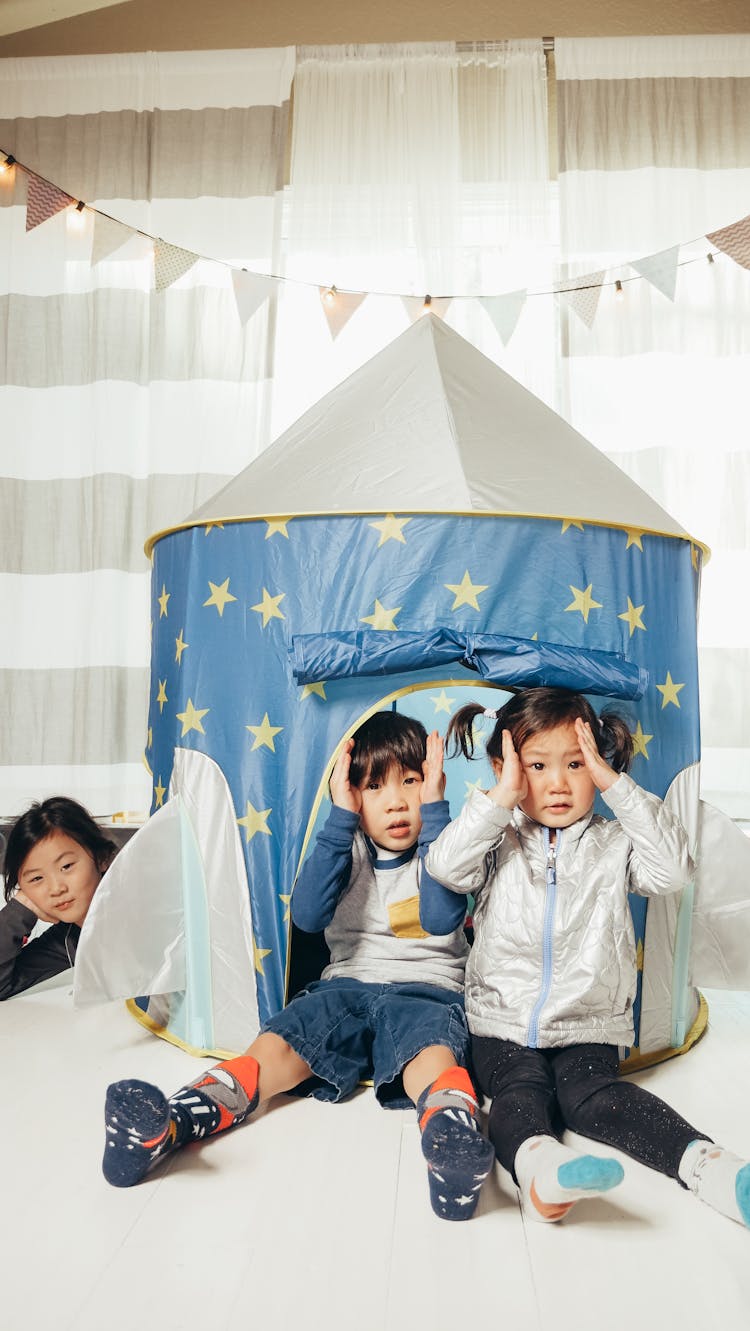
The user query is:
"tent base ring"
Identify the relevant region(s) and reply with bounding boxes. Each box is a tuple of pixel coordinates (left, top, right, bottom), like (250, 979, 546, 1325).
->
(618, 991, 709, 1075)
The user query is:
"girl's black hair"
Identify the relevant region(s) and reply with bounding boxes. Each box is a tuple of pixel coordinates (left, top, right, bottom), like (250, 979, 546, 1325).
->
(446, 687, 633, 773)
(349, 711, 428, 787)
(3, 796, 117, 902)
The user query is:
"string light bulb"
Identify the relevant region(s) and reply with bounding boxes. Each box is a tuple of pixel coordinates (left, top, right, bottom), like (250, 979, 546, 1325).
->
(0, 153, 15, 175)
(67, 199, 87, 231)
(420, 294, 432, 316)
(707, 252, 715, 265)
(323, 285, 336, 305)
(614, 279, 624, 302)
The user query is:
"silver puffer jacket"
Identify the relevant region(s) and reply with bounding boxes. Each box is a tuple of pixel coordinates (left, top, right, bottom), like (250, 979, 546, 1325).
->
(425, 773, 693, 1048)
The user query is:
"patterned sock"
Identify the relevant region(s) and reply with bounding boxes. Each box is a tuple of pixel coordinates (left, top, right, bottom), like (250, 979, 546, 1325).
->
(515, 1134, 624, 1222)
(679, 1140, 750, 1226)
(416, 1067, 496, 1221)
(103, 1054, 260, 1188)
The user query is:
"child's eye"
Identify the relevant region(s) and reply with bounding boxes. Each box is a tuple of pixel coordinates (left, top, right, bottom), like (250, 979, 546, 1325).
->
(530, 762, 544, 771)
(569, 761, 583, 770)
(403, 776, 420, 786)
(366, 781, 381, 791)
(62, 861, 75, 870)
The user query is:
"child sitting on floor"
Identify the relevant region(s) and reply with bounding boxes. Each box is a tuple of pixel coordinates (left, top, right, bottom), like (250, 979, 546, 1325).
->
(424, 686, 750, 1229)
(103, 710, 495, 1220)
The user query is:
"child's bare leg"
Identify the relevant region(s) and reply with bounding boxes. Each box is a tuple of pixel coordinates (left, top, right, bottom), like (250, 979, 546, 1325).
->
(103, 1032, 312, 1188)
(404, 1044, 495, 1222)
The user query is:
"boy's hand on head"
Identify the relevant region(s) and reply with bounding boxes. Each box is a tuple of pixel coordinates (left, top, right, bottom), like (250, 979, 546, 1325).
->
(420, 730, 446, 804)
(488, 728, 528, 810)
(575, 717, 618, 792)
(329, 739, 362, 814)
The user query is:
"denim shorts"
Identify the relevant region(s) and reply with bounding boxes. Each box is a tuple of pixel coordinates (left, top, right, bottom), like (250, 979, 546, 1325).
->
(261, 976, 469, 1109)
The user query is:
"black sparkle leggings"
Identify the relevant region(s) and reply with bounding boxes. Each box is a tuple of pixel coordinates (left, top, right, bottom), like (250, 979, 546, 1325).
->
(472, 1036, 711, 1183)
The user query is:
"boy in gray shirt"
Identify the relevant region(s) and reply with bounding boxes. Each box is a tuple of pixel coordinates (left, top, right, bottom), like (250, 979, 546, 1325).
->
(103, 711, 495, 1221)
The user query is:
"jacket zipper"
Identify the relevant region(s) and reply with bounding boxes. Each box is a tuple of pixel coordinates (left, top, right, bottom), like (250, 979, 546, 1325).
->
(526, 827, 561, 1048)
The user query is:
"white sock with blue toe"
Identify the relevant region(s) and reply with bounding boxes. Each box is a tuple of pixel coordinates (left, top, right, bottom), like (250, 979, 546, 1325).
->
(679, 1140, 750, 1227)
(515, 1134, 624, 1222)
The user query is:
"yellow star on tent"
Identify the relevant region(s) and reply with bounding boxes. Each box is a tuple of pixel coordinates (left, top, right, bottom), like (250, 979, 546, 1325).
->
(561, 519, 584, 535)
(204, 522, 225, 535)
(369, 514, 412, 547)
(238, 800, 272, 843)
(430, 689, 456, 715)
(631, 721, 653, 760)
(465, 777, 484, 796)
(531, 632, 539, 641)
(176, 697, 209, 736)
(690, 543, 699, 570)
(156, 679, 168, 714)
(253, 936, 272, 976)
(361, 599, 401, 630)
(656, 672, 685, 709)
(265, 518, 291, 539)
(564, 584, 603, 624)
(279, 893, 292, 923)
(157, 584, 170, 618)
(445, 570, 488, 611)
(203, 578, 237, 617)
(175, 630, 189, 664)
(625, 529, 645, 551)
(154, 776, 166, 808)
(147, 727, 153, 749)
(636, 939, 644, 972)
(251, 588, 286, 628)
(618, 597, 646, 637)
(301, 682, 327, 700)
(247, 713, 283, 752)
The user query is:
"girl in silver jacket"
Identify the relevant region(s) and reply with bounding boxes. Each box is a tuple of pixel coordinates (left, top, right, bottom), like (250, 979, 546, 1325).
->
(424, 686, 750, 1230)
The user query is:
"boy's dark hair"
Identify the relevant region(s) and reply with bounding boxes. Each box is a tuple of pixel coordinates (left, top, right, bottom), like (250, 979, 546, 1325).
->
(3, 796, 117, 902)
(447, 687, 633, 774)
(349, 711, 428, 787)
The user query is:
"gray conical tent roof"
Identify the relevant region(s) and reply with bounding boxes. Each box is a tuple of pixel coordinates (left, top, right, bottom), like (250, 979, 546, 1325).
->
(174, 313, 693, 544)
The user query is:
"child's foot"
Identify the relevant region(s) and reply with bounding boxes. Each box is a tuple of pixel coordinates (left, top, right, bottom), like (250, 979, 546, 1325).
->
(103, 1078, 175, 1188)
(103, 1055, 260, 1189)
(417, 1068, 496, 1221)
(515, 1135, 624, 1222)
(679, 1140, 750, 1226)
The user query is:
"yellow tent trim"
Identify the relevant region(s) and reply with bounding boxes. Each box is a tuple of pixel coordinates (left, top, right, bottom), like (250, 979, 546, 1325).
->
(125, 998, 238, 1061)
(619, 991, 709, 1075)
(145, 510, 710, 562)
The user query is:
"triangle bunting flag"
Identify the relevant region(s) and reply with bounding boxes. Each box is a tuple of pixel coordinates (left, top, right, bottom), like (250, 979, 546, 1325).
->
(154, 238, 199, 291)
(320, 287, 367, 338)
(91, 212, 133, 265)
(631, 246, 680, 300)
(480, 291, 527, 345)
(233, 270, 277, 327)
(706, 215, 750, 272)
(26, 174, 74, 231)
(556, 272, 605, 329)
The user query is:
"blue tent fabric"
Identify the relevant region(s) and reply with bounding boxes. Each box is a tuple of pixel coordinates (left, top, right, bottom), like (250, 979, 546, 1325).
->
(290, 627, 649, 698)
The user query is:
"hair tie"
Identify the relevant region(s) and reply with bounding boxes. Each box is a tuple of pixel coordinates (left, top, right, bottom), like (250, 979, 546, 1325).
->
(483, 708, 498, 720)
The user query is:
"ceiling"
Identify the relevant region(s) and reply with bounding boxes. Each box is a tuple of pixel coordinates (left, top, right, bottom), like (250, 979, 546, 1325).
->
(1, 0, 748, 56)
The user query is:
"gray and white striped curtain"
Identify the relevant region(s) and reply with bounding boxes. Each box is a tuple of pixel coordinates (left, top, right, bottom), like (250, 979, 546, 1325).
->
(0, 48, 294, 819)
(555, 35, 750, 819)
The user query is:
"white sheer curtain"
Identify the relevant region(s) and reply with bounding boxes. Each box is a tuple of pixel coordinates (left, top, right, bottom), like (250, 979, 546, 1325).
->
(555, 36, 750, 818)
(272, 41, 556, 440)
(0, 48, 293, 818)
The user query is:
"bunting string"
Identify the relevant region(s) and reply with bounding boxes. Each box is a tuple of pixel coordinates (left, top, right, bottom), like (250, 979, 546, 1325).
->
(1, 147, 749, 342)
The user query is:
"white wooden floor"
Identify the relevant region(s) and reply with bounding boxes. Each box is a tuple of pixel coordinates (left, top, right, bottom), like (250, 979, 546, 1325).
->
(5, 980, 750, 1331)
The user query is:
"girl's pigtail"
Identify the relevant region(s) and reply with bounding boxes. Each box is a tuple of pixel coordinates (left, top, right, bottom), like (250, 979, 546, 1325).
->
(599, 712, 634, 773)
(446, 703, 487, 760)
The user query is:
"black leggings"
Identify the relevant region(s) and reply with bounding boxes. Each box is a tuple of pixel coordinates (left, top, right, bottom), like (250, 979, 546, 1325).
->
(472, 1037, 711, 1183)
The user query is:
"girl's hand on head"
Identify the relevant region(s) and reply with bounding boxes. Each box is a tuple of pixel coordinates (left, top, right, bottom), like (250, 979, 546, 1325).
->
(329, 740, 362, 815)
(575, 717, 618, 792)
(13, 887, 56, 922)
(488, 729, 528, 810)
(421, 730, 446, 804)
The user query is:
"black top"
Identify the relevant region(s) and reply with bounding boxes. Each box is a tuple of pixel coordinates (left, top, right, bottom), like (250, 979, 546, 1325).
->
(0, 897, 80, 999)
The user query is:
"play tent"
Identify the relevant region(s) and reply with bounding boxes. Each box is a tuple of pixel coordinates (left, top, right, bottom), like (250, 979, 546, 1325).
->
(74, 314, 750, 1062)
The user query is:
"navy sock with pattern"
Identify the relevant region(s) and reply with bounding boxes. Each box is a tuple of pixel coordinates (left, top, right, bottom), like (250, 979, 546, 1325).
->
(103, 1054, 260, 1188)
(417, 1067, 495, 1221)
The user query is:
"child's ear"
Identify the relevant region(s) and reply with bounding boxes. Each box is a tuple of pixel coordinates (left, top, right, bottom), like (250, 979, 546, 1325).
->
(490, 757, 504, 781)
